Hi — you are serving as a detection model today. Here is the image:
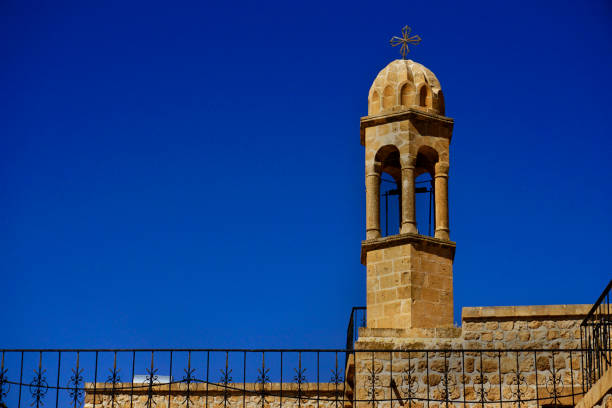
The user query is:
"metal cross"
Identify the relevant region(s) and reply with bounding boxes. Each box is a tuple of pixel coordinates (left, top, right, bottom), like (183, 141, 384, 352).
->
(390, 25, 421, 59)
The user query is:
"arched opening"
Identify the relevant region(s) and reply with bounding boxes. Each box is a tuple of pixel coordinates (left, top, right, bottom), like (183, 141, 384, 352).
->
(370, 91, 380, 115)
(375, 145, 401, 237)
(382, 86, 394, 110)
(400, 82, 415, 107)
(419, 86, 428, 107)
(414, 146, 438, 236)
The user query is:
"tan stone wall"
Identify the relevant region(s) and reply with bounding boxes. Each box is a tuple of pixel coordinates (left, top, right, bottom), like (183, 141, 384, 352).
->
(351, 305, 591, 408)
(83, 306, 595, 408)
(85, 382, 343, 408)
(461, 305, 590, 350)
(365, 237, 453, 330)
(352, 348, 583, 408)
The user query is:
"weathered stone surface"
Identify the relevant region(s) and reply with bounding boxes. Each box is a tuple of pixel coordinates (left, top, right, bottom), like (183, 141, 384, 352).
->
(363, 236, 454, 330)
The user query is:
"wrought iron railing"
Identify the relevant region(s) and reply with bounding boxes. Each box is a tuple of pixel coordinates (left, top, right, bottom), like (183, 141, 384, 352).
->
(346, 307, 366, 351)
(3, 282, 611, 408)
(0, 348, 594, 408)
(581, 279, 612, 388)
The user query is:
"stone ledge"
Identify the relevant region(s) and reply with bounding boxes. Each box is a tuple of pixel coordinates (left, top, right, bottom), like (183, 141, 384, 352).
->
(359, 108, 454, 145)
(575, 367, 612, 408)
(462, 304, 592, 321)
(85, 382, 341, 395)
(358, 326, 461, 339)
(360, 233, 456, 265)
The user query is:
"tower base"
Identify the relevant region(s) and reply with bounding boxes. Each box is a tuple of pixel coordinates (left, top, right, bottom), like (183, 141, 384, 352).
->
(361, 233, 456, 329)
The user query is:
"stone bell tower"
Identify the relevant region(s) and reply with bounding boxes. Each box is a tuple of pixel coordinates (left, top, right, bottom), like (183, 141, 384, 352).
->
(360, 59, 456, 330)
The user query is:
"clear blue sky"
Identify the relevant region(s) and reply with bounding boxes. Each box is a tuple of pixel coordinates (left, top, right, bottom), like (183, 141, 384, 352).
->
(1, 0, 611, 349)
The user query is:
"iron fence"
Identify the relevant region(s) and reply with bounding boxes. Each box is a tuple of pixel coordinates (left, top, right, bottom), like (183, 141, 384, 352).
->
(580, 279, 612, 388)
(0, 348, 598, 408)
(346, 307, 366, 352)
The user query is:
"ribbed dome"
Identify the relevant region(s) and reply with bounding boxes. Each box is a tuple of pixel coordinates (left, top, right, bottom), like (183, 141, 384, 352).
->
(368, 59, 445, 116)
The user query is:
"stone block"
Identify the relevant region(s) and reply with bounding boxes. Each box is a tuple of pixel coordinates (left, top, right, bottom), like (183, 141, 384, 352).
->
(375, 261, 393, 276)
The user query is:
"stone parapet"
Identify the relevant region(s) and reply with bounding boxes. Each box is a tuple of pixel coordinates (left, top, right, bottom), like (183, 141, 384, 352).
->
(354, 304, 589, 351)
(85, 382, 343, 408)
(462, 304, 592, 321)
(358, 327, 462, 340)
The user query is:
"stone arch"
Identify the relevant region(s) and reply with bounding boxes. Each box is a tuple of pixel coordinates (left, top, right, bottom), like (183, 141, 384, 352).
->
(400, 82, 415, 107)
(415, 145, 439, 176)
(375, 145, 401, 182)
(418, 85, 429, 108)
(382, 86, 394, 110)
(370, 90, 381, 115)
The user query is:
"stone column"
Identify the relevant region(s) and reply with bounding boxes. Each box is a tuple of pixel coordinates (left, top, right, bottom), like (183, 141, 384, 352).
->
(434, 161, 450, 240)
(365, 170, 381, 240)
(400, 155, 417, 234)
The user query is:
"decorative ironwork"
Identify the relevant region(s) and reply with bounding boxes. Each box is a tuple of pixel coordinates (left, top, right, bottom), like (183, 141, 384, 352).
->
(106, 366, 121, 406)
(294, 366, 308, 403)
(0, 367, 9, 405)
(294, 367, 307, 384)
(399, 364, 420, 408)
(219, 367, 233, 407)
(437, 359, 457, 402)
(144, 367, 159, 408)
(330, 368, 343, 385)
(0, 345, 607, 408)
(68, 367, 84, 408)
(256, 365, 270, 408)
(473, 367, 490, 404)
(29, 368, 48, 407)
(509, 368, 528, 403)
(107, 367, 121, 384)
(544, 362, 564, 404)
(180, 352, 196, 408)
(390, 25, 421, 59)
(365, 364, 383, 408)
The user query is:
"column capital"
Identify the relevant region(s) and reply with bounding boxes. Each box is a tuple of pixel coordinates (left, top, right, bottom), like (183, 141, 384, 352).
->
(365, 161, 381, 176)
(434, 161, 450, 177)
(400, 153, 417, 169)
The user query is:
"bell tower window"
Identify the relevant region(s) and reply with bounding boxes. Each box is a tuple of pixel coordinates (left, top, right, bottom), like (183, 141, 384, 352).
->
(375, 145, 401, 237)
(415, 146, 438, 236)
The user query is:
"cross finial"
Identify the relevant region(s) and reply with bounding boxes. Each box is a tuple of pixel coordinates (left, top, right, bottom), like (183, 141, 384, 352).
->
(390, 25, 421, 59)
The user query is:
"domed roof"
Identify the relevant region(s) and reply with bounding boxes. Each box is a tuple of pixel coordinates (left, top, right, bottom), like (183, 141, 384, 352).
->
(368, 59, 445, 116)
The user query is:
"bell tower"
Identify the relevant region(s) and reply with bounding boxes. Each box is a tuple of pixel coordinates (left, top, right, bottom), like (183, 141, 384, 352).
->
(360, 59, 456, 330)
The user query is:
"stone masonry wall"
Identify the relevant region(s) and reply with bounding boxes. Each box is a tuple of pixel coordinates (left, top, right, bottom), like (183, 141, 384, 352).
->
(85, 382, 343, 408)
(84, 306, 594, 408)
(365, 236, 454, 330)
(351, 305, 592, 408)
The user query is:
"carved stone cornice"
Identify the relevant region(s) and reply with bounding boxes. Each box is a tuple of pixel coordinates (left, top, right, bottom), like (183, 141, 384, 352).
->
(360, 108, 454, 145)
(360, 232, 456, 265)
